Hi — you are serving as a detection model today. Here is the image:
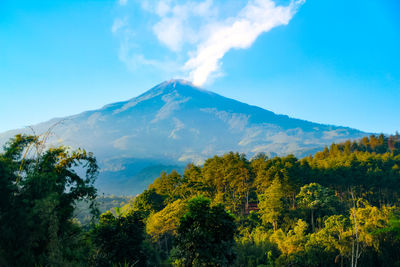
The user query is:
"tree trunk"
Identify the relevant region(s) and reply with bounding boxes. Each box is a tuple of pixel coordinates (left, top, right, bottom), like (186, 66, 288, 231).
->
(351, 189, 360, 267)
(292, 194, 296, 209)
(311, 209, 315, 232)
(244, 190, 249, 215)
(351, 238, 354, 267)
(164, 235, 168, 252)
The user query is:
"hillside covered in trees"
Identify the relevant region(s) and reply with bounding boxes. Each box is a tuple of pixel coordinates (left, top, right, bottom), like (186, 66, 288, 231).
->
(0, 133, 400, 266)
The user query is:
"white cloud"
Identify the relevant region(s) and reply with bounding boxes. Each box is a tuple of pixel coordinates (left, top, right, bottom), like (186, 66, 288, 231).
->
(153, 17, 185, 52)
(156, 1, 171, 16)
(152, 0, 216, 52)
(111, 18, 127, 33)
(184, 0, 305, 85)
(112, 17, 181, 75)
(113, 0, 305, 85)
(118, 0, 128, 6)
(119, 48, 180, 73)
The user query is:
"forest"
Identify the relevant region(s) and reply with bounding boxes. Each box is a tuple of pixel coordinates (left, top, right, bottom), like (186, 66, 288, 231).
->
(0, 133, 400, 266)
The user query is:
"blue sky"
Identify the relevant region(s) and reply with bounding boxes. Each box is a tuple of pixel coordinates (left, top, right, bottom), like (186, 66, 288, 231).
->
(0, 0, 399, 134)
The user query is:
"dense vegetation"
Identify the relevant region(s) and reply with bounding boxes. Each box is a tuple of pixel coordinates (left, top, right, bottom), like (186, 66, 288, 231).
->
(0, 134, 98, 266)
(1, 133, 400, 266)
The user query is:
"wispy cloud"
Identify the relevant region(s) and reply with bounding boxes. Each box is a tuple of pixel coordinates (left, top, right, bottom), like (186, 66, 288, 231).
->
(114, 26, 180, 72)
(111, 18, 127, 33)
(185, 0, 305, 85)
(151, 0, 217, 52)
(118, 0, 128, 6)
(113, 0, 305, 86)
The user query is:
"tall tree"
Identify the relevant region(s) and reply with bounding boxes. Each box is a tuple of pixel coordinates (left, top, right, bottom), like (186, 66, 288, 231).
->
(92, 211, 147, 266)
(296, 183, 338, 232)
(149, 170, 182, 204)
(146, 199, 187, 252)
(310, 215, 352, 267)
(126, 188, 166, 218)
(202, 152, 252, 214)
(0, 134, 98, 266)
(172, 196, 237, 266)
(258, 178, 285, 231)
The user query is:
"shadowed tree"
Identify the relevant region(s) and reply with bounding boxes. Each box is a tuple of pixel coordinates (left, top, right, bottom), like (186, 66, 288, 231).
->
(0, 134, 98, 266)
(172, 196, 237, 266)
(92, 211, 147, 266)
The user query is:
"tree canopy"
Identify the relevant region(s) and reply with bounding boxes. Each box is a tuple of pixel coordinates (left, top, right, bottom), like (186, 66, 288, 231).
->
(2, 133, 400, 266)
(0, 134, 98, 266)
(172, 196, 237, 266)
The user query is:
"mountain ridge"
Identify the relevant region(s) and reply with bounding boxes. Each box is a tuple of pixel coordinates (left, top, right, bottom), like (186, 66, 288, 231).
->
(1, 79, 360, 136)
(0, 79, 368, 194)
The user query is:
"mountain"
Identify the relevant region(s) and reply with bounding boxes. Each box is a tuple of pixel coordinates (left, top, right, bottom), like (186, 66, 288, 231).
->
(0, 80, 368, 195)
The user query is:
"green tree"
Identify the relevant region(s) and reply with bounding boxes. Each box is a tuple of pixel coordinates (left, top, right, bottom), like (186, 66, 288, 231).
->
(296, 183, 338, 232)
(270, 219, 309, 255)
(253, 155, 302, 208)
(202, 152, 252, 214)
(309, 215, 352, 267)
(92, 211, 147, 266)
(146, 199, 187, 252)
(178, 163, 210, 199)
(349, 200, 394, 266)
(373, 214, 400, 266)
(235, 225, 279, 267)
(123, 188, 165, 218)
(172, 196, 237, 266)
(149, 170, 182, 204)
(258, 178, 285, 231)
(0, 134, 98, 266)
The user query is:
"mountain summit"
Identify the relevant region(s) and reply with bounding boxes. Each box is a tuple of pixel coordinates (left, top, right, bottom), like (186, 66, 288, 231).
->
(0, 80, 367, 194)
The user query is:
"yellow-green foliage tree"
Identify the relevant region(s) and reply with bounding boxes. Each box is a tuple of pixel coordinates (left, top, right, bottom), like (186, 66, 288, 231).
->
(270, 219, 309, 255)
(149, 170, 182, 204)
(202, 152, 252, 214)
(146, 199, 188, 249)
(179, 163, 209, 199)
(253, 155, 302, 208)
(349, 199, 394, 265)
(309, 215, 352, 266)
(120, 188, 166, 218)
(258, 178, 285, 231)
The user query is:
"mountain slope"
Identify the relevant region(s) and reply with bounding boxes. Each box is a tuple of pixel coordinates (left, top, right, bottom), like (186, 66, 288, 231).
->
(0, 80, 368, 195)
